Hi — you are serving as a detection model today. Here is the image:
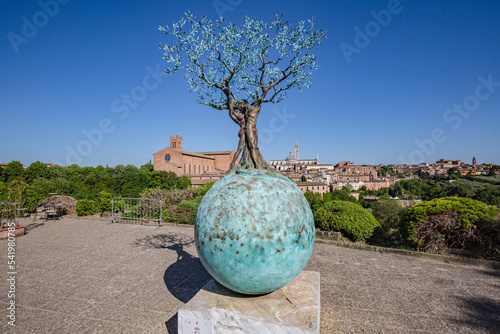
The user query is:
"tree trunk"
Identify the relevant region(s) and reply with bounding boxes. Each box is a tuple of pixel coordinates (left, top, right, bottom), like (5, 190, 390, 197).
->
(228, 143, 270, 173)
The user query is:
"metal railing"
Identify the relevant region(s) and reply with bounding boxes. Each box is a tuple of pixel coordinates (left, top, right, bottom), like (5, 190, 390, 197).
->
(106, 197, 163, 228)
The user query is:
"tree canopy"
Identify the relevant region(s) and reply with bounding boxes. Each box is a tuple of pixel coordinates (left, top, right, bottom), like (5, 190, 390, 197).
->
(159, 13, 325, 170)
(159, 13, 325, 107)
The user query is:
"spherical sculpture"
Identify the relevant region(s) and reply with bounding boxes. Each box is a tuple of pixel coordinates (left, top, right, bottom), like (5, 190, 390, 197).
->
(194, 169, 315, 295)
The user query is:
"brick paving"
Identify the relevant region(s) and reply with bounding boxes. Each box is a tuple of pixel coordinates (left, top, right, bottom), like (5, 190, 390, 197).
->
(0, 217, 499, 333)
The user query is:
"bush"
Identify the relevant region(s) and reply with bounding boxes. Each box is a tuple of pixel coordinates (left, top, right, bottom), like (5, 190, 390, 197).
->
(97, 191, 113, 213)
(193, 181, 214, 197)
(177, 197, 203, 224)
(400, 197, 500, 256)
(76, 199, 98, 216)
(314, 200, 380, 241)
(163, 197, 202, 225)
(141, 188, 194, 205)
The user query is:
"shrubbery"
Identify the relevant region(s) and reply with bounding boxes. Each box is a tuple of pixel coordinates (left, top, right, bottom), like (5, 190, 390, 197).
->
(162, 197, 203, 225)
(400, 197, 500, 257)
(193, 181, 214, 197)
(141, 188, 193, 205)
(371, 200, 405, 234)
(97, 191, 113, 213)
(314, 200, 380, 241)
(76, 199, 98, 216)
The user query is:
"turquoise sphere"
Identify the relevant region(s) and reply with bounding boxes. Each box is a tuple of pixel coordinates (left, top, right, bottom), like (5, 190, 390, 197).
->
(194, 169, 315, 295)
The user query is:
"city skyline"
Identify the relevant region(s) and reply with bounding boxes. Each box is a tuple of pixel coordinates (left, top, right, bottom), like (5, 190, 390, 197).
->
(2, 0, 500, 167)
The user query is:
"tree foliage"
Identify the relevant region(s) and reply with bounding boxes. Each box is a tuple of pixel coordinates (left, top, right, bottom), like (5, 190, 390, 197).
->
(159, 13, 325, 106)
(372, 200, 405, 234)
(159, 13, 325, 170)
(3, 161, 25, 182)
(378, 176, 500, 207)
(314, 200, 380, 241)
(76, 199, 98, 216)
(25, 161, 49, 181)
(0, 161, 193, 213)
(400, 197, 500, 247)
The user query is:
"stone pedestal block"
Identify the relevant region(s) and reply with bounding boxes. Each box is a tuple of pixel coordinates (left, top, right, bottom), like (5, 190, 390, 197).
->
(178, 271, 320, 334)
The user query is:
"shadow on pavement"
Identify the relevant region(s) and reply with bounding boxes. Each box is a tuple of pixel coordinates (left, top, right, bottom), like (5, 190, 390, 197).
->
(24, 222, 45, 234)
(456, 296, 500, 333)
(133, 234, 212, 301)
(165, 313, 178, 334)
(134, 234, 213, 334)
(475, 268, 500, 279)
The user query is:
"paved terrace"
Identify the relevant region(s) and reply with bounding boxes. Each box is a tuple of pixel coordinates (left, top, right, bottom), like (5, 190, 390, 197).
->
(0, 217, 499, 334)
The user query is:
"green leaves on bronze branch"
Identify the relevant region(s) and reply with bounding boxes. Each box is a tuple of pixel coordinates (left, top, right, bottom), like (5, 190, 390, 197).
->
(159, 13, 326, 108)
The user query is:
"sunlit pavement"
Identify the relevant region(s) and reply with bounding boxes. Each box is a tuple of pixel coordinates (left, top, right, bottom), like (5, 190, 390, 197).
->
(1, 217, 499, 333)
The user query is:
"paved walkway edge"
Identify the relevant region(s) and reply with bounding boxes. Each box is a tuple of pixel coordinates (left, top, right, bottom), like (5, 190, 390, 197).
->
(316, 238, 500, 269)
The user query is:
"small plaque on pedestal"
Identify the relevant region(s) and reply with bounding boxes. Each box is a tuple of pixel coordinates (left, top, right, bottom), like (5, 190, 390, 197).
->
(178, 271, 320, 334)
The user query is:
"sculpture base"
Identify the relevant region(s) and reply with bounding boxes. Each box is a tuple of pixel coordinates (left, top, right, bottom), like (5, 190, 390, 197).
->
(178, 271, 320, 334)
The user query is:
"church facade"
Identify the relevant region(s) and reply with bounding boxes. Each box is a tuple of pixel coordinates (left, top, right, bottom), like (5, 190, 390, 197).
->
(153, 136, 235, 177)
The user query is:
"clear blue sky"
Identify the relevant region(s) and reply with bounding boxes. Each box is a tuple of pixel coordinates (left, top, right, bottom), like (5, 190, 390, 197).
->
(1, 0, 499, 167)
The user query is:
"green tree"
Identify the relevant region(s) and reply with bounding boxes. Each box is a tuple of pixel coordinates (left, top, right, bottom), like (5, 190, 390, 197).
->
(448, 167, 460, 179)
(148, 171, 184, 190)
(3, 161, 25, 182)
(428, 183, 444, 199)
(371, 200, 404, 233)
(48, 165, 64, 179)
(304, 190, 324, 212)
(300, 175, 307, 182)
(25, 161, 49, 181)
(140, 161, 154, 172)
(331, 189, 357, 203)
(176, 175, 192, 189)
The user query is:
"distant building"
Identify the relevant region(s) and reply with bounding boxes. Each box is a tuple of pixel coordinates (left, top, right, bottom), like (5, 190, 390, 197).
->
(269, 143, 318, 171)
(153, 136, 235, 179)
(472, 157, 477, 166)
(364, 180, 389, 191)
(296, 182, 329, 194)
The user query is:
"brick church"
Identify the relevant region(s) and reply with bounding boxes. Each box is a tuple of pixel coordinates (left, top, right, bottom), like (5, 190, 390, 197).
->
(153, 136, 235, 180)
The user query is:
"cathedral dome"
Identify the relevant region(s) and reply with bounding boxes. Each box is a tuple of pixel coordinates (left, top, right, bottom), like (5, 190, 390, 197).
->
(285, 152, 296, 162)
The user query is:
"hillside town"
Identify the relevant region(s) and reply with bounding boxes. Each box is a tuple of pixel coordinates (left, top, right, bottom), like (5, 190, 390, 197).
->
(148, 136, 495, 193)
(4, 137, 494, 195)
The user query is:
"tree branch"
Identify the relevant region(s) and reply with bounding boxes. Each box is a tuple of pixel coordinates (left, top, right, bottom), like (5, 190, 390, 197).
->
(192, 59, 223, 91)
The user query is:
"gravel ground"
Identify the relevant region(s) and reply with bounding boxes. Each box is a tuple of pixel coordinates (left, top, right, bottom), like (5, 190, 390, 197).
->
(0, 217, 499, 333)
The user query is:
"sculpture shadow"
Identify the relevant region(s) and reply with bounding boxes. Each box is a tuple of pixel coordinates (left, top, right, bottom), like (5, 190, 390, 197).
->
(133, 234, 212, 303)
(135, 233, 260, 333)
(134, 234, 213, 334)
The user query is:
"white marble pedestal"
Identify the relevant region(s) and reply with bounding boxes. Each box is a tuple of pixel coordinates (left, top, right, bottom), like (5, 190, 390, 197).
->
(178, 271, 320, 334)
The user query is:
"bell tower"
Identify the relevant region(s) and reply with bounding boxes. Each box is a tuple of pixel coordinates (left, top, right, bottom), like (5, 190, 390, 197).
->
(294, 142, 299, 160)
(170, 135, 183, 151)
